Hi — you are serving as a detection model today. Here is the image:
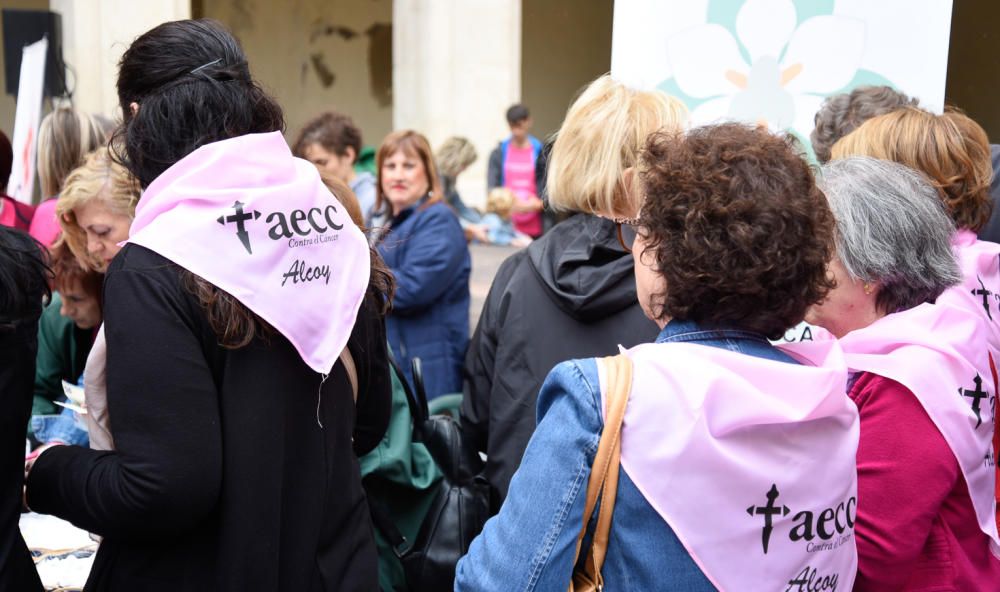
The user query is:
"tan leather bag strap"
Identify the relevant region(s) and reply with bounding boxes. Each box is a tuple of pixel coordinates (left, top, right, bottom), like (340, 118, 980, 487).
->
(339, 347, 359, 403)
(568, 355, 633, 591)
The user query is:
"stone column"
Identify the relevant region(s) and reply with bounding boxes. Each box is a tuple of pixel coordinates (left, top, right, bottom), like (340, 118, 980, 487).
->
(393, 0, 521, 208)
(49, 0, 191, 118)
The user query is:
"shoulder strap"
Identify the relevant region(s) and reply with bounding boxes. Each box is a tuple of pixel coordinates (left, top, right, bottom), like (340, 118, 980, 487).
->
(340, 347, 358, 403)
(569, 355, 633, 591)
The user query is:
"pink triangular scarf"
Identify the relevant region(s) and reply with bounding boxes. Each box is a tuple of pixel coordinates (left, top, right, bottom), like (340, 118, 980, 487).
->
(839, 302, 1000, 558)
(608, 338, 859, 591)
(128, 132, 370, 374)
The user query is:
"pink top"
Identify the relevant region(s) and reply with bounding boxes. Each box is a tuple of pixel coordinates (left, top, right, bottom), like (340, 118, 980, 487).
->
(28, 197, 60, 247)
(850, 372, 1000, 590)
(504, 143, 541, 237)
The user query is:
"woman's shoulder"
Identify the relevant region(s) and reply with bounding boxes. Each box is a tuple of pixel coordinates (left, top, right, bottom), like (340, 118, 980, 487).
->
(537, 358, 603, 425)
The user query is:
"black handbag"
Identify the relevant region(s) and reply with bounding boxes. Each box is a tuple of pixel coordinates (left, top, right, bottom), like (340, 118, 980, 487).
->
(368, 357, 490, 590)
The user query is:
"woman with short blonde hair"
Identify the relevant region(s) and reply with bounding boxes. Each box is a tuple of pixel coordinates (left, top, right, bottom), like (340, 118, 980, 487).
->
(57, 149, 140, 271)
(546, 75, 688, 217)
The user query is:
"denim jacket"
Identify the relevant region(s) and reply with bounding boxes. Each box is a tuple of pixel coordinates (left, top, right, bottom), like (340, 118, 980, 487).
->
(455, 319, 798, 591)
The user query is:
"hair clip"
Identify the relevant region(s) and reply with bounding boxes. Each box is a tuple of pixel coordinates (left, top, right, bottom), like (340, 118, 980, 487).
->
(190, 58, 223, 74)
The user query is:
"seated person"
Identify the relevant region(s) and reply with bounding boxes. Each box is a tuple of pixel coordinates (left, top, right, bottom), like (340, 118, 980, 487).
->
(30, 241, 101, 443)
(478, 188, 531, 247)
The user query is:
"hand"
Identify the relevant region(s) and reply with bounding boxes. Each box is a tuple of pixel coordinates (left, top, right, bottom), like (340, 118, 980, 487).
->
(466, 224, 490, 244)
(512, 195, 544, 213)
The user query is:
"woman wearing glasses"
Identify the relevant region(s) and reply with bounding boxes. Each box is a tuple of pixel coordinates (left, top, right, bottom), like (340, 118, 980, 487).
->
(461, 75, 685, 508)
(456, 123, 860, 591)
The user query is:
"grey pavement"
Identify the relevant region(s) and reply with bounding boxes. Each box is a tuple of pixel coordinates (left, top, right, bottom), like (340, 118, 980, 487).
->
(469, 244, 520, 332)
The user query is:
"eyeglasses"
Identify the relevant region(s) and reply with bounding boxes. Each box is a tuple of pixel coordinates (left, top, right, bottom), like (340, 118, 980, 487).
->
(614, 217, 639, 251)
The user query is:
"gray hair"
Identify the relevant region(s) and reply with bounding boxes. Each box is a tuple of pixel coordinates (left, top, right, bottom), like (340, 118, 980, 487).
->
(810, 86, 919, 163)
(819, 157, 961, 313)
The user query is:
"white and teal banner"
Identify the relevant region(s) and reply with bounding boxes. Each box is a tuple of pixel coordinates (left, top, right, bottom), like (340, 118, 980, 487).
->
(611, 0, 954, 153)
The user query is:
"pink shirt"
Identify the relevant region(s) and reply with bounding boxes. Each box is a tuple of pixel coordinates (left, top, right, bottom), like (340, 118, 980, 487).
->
(850, 372, 1000, 591)
(504, 143, 541, 237)
(28, 197, 60, 247)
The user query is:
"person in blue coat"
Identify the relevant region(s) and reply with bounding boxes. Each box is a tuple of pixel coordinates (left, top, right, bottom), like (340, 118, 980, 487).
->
(373, 130, 471, 399)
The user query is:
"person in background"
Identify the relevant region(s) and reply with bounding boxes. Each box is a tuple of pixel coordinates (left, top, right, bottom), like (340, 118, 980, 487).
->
(0, 130, 36, 230)
(832, 106, 1000, 534)
(31, 236, 101, 423)
(478, 188, 531, 247)
(462, 75, 686, 505)
(293, 110, 377, 223)
(29, 240, 102, 447)
(806, 157, 1000, 590)
(29, 108, 107, 247)
(487, 104, 545, 238)
(809, 85, 919, 163)
(374, 130, 470, 399)
(436, 136, 481, 224)
(24, 19, 391, 590)
(0, 227, 48, 592)
(458, 123, 858, 590)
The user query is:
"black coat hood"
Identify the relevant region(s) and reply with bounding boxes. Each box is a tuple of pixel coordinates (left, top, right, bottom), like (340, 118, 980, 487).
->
(527, 214, 638, 322)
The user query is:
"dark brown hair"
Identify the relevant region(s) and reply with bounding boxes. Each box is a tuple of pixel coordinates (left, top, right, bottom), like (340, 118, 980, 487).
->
(638, 123, 836, 339)
(374, 130, 443, 216)
(292, 111, 363, 162)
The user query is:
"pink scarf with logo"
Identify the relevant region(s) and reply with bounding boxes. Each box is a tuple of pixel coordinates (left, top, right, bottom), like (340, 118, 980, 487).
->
(839, 302, 1000, 558)
(609, 338, 859, 591)
(939, 230, 1000, 375)
(127, 132, 370, 375)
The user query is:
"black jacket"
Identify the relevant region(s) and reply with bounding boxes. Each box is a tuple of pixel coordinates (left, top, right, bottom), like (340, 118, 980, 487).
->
(461, 215, 660, 504)
(1, 322, 44, 592)
(25, 245, 391, 591)
(974, 144, 1000, 243)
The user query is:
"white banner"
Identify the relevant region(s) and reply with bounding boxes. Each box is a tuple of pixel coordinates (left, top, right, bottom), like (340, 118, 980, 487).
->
(611, 0, 953, 154)
(8, 37, 48, 204)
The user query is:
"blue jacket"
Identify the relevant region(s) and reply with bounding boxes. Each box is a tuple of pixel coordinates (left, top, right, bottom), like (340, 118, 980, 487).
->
(455, 320, 799, 591)
(377, 201, 470, 399)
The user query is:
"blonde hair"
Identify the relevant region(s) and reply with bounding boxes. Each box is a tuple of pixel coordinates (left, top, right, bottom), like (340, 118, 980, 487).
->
(375, 130, 444, 214)
(831, 107, 993, 232)
(547, 75, 688, 216)
(487, 187, 514, 218)
(37, 108, 108, 198)
(436, 137, 477, 178)
(57, 148, 140, 269)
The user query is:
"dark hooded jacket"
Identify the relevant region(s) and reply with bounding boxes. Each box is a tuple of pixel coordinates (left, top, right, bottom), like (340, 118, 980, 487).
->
(461, 214, 659, 506)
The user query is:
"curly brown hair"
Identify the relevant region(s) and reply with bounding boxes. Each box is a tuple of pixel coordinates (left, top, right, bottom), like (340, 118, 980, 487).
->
(638, 124, 836, 339)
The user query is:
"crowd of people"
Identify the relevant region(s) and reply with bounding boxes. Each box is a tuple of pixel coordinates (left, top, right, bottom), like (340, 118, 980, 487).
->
(1, 16, 999, 592)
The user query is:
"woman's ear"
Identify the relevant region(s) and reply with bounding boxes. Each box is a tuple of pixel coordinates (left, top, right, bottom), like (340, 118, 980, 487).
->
(129, 102, 140, 116)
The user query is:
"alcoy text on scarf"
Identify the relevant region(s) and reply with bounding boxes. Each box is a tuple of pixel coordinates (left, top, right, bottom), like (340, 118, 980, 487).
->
(606, 338, 859, 591)
(127, 131, 370, 375)
(839, 302, 1000, 559)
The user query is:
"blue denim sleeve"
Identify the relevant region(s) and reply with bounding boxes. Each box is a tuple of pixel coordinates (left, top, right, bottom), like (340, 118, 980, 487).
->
(455, 358, 602, 591)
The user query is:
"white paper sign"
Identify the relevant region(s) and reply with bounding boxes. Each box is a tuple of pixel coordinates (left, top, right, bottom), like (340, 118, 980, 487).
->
(611, 0, 953, 150)
(7, 37, 48, 204)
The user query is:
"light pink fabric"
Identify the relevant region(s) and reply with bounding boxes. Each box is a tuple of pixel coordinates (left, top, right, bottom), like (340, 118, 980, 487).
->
(939, 230, 1000, 373)
(128, 132, 370, 375)
(28, 197, 60, 247)
(839, 302, 1000, 559)
(608, 338, 859, 591)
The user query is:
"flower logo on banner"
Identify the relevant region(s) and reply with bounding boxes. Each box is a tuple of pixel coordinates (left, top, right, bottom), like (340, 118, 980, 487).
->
(658, 0, 892, 146)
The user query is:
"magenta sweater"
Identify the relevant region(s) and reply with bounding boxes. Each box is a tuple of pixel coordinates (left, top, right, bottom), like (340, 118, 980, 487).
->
(850, 372, 1000, 590)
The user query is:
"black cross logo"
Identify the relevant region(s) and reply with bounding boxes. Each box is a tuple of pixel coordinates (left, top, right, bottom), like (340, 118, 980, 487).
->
(217, 200, 260, 255)
(959, 374, 988, 429)
(747, 483, 789, 554)
(972, 276, 993, 321)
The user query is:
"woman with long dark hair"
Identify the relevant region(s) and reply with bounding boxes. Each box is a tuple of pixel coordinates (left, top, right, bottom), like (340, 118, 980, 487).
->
(24, 19, 393, 591)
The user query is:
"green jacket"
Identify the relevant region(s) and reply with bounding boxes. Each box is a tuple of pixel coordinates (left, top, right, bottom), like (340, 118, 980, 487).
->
(32, 292, 92, 419)
(359, 365, 442, 591)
